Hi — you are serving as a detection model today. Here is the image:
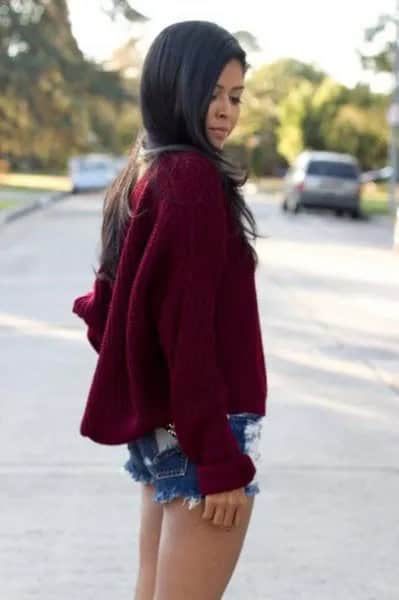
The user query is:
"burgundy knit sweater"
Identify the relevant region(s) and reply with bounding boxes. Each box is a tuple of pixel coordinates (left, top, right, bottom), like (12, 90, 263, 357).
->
(72, 150, 267, 495)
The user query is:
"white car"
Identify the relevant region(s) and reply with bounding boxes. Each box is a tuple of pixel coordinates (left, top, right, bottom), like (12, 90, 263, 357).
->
(282, 150, 363, 219)
(68, 154, 127, 193)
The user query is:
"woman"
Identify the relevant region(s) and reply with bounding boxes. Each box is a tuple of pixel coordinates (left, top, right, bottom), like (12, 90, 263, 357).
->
(72, 20, 268, 600)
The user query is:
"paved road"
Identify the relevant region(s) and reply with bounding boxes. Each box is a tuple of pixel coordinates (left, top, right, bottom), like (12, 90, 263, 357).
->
(0, 190, 398, 599)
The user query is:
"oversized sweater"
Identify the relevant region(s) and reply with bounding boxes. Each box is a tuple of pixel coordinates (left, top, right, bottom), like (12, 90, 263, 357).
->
(72, 150, 267, 495)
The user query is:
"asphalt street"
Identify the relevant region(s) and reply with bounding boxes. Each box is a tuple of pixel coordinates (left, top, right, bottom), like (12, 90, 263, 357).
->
(0, 188, 398, 599)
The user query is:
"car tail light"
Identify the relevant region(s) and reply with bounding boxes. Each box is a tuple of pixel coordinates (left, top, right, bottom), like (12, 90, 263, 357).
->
(295, 180, 305, 193)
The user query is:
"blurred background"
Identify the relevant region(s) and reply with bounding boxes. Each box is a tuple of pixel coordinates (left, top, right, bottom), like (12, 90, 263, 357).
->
(1, 3, 398, 600)
(1, 0, 399, 219)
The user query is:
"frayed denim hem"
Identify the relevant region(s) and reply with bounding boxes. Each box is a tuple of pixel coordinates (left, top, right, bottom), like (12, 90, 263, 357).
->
(153, 485, 259, 510)
(122, 462, 203, 510)
(153, 488, 204, 510)
(122, 461, 153, 485)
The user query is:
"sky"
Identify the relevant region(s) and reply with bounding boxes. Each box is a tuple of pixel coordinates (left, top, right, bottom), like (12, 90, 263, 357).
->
(67, 0, 397, 94)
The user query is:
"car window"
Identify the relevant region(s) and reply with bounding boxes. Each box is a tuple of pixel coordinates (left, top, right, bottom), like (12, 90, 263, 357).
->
(307, 160, 358, 179)
(72, 161, 111, 172)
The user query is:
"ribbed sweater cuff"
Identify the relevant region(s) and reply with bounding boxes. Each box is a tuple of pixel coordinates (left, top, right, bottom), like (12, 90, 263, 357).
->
(197, 453, 256, 496)
(72, 294, 96, 326)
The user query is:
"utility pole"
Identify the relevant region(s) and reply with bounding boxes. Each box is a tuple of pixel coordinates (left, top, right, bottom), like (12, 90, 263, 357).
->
(388, 0, 399, 249)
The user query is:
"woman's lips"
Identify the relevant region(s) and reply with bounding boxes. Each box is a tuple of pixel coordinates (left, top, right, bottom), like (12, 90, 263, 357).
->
(209, 128, 228, 139)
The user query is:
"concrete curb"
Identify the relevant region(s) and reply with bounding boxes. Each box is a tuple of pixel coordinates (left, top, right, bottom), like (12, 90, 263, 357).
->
(0, 191, 69, 227)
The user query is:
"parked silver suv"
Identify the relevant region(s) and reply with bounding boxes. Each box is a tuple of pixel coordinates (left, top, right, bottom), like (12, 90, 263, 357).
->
(282, 151, 362, 219)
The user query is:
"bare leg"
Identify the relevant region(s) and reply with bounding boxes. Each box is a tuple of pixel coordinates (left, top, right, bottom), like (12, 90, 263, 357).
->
(153, 494, 255, 600)
(133, 483, 163, 600)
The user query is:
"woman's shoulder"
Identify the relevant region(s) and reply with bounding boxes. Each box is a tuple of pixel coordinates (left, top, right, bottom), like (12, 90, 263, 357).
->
(161, 149, 219, 174)
(135, 150, 212, 190)
(156, 150, 223, 202)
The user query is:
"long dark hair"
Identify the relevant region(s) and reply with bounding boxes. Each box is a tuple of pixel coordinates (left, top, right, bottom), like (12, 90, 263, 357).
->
(97, 20, 265, 284)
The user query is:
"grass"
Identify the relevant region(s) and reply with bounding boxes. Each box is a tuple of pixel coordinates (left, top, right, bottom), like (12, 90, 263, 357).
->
(0, 199, 20, 210)
(0, 173, 71, 192)
(0, 172, 395, 217)
(361, 182, 392, 215)
(0, 186, 52, 195)
(0, 172, 71, 213)
(252, 177, 283, 193)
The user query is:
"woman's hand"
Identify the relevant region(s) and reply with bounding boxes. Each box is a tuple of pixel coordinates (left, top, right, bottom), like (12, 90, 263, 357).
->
(202, 487, 248, 530)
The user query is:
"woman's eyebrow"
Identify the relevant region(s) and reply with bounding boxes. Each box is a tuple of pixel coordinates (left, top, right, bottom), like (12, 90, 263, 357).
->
(215, 84, 245, 91)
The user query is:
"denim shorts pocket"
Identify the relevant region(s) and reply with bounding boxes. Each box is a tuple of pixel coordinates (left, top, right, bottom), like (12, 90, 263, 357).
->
(150, 446, 189, 480)
(126, 441, 143, 469)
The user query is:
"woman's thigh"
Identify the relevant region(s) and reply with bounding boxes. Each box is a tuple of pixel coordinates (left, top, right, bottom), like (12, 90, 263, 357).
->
(153, 493, 255, 600)
(137, 482, 163, 567)
(133, 482, 163, 600)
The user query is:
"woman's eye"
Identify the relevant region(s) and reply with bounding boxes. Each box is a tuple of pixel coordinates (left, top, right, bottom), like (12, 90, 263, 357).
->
(211, 95, 242, 105)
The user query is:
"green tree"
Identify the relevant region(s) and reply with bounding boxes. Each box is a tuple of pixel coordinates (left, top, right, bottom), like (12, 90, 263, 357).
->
(306, 77, 347, 149)
(0, 0, 142, 170)
(276, 80, 315, 163)
(100, 0, 148, 23)
(276, 70, 388, 170)
(360, 13, 396, 74)
(325, 104, 388, 169)
(230, 59, 325, 174)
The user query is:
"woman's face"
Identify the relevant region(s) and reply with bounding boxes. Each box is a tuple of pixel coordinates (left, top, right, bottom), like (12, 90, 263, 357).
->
(205, 59, 245, 149)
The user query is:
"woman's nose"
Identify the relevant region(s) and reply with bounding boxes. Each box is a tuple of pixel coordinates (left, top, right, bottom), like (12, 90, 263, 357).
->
(215, 94, 232, 117)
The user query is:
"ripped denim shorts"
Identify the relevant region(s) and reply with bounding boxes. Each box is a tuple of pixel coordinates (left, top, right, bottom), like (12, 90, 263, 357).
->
(122, 412, 264, 510)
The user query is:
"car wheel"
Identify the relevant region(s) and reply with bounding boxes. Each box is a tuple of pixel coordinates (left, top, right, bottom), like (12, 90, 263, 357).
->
(335, 208, 344, 217)
(293, 200, 302, 214)
(350, 208, 361, 220)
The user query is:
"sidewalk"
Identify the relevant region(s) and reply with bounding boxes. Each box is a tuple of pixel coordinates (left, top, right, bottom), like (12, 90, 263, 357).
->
(0, 191, 398, 599)
(0, 190, 68, 226)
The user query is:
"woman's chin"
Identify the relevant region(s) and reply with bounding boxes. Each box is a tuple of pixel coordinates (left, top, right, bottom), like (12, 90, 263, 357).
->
(208, 137, 224, 150)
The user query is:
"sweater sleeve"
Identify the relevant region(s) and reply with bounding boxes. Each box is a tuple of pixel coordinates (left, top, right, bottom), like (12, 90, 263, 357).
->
(72, 276, 112, 353)
(157, 154, 256, 496)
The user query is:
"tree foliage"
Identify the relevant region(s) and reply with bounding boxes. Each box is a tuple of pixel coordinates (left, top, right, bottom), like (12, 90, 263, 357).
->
(271, 67, 388, 172)
(0, 0, 141, 170)
(0, 3, 390, 173)
(359, 13, 396, 74)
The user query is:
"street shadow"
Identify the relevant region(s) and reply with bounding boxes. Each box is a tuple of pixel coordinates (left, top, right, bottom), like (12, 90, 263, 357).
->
(263, 266, 398, 302)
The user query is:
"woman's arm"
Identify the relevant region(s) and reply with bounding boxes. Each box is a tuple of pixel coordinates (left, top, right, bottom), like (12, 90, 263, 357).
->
(156, 153, 256, 496)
